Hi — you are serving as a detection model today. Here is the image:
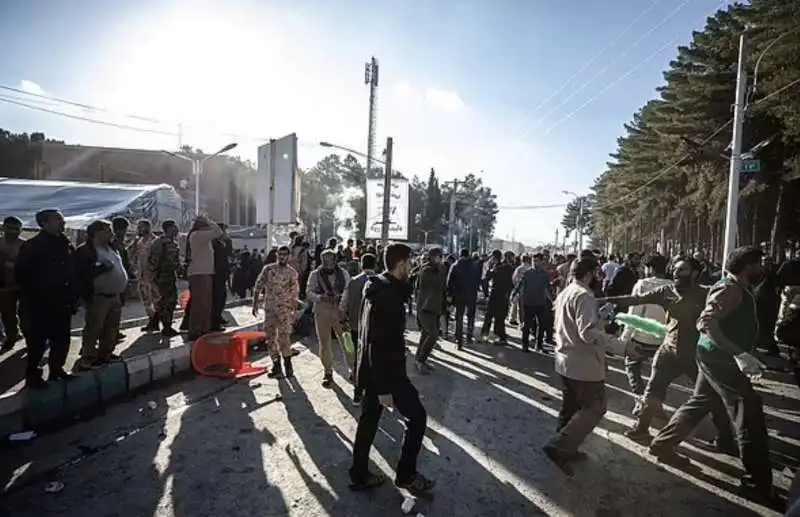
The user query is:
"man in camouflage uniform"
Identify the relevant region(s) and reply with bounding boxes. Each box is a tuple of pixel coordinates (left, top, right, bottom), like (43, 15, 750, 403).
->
(129, 219, 159, 331)
(253, 245, 299, 379)
(148, 220, 181, 337)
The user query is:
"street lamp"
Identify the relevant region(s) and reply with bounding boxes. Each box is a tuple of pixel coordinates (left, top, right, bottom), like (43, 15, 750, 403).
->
(163, 142, 237, 216)
(319, 141, 387, 166)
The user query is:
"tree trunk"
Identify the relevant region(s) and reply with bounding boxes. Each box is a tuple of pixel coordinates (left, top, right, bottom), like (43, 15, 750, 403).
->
(769, 182, 784, 257)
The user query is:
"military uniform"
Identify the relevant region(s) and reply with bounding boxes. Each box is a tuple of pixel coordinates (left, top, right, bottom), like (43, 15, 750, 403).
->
(130, 235, 157, 317)
(254, 263, 299, 359)
(148, 235, 180, 330)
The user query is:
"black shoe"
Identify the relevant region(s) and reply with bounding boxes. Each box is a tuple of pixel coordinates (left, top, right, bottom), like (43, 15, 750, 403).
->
(648, 446, 691, 467)
(349, 471, 385, 491)
(542, 444, 574, 476)
(353, 391, 363, 405)
(268, 360, 284, 379)
(322, 375, 333, 388)
(161, 327, 180, 337)
(116, 332, 125, 343)
(624, 427, 652, 444)
(1, 340, 15, 353)
(141, 316, 160, 332)
(48, 369, 75, 381)
(283, 357, 294, 378)
(26, 375, 47, 390)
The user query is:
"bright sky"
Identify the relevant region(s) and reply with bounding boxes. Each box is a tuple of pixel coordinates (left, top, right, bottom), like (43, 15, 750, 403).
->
(0, 0, 732, 245)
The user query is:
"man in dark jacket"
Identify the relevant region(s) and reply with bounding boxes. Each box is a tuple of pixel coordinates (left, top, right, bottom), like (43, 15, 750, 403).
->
(414, 247, 445, 373)
(513, 253, 553, 352)
(212, 223, 233, 330)
(606, 253, 640, 297)
(15, 209, 78, 388)
(350, 243, 435, 494)
(447, 248, 482, 348)
(481, 250, 515, 345)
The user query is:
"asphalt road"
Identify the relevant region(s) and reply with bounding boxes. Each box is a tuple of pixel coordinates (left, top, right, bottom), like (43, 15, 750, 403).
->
(2, 325, 797, 517)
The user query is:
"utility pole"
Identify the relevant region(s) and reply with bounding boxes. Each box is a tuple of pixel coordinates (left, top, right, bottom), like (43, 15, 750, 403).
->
(576, 196, 585, 252)
(723, 30, 750, 269)
(380, 137, 393, 246)
(554, 228, 559, 253)
(365, 57, 379, 214)
(448, 179, 458, 252)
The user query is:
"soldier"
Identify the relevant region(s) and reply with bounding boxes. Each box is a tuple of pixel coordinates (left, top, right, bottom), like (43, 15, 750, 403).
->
(252, 245, 299, 379)
(129, 219, 158, 331)
(148, 220, 181, 337)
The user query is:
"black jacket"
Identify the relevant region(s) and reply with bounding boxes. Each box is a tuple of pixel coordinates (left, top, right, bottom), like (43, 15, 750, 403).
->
(355, 272, 409, 395)
(488, 261, 514, 300)
(15, 231, 78, 309)
(447, 257, 481, 304)
(415, 262, 445, 314)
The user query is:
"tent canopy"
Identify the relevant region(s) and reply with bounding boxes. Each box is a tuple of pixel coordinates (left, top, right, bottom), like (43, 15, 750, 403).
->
(0, 178, 187, 230)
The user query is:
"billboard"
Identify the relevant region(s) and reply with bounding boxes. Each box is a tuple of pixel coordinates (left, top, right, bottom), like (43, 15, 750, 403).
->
(256, 133, 301, 225)
(365, 177, 409, 240)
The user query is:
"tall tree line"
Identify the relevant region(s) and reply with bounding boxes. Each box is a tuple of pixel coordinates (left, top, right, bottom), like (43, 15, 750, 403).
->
(562, 1, 800, 260)
(300, 153, 499, 249)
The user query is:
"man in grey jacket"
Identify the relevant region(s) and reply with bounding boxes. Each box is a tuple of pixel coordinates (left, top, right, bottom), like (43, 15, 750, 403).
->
(340, 253, 376, 404)
(414, 247, 446, 374)
(544, 257, 630, 476)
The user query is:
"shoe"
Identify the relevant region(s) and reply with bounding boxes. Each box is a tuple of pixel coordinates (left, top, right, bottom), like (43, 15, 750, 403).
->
(283, 357, 294, 378)
(116, 332, 125, 343)
(97, 353, 123, 364)
(1, 340, 15, 353)
(395, 472, 436, 493)
(161, 327, 180, 338)
(542, 444, 575, 476)
(349, 471, 385, 491)
(322, 375, 333, 388)
(268, 359, 284, 379)
(26, 375, 47, 390)
(624, 427, 652, 444)
(49, 369, 75, 381)
(648, 446, 691, 467)
(353, 391, 363, 405)
(141, 316, 159, 332)
(74, 358, 96, 371)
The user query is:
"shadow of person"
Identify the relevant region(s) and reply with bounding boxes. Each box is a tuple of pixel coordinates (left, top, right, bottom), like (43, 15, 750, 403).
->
(279, 376, 404, 515)
(0, 347, 26, 394)
(170, 380, 289, 517)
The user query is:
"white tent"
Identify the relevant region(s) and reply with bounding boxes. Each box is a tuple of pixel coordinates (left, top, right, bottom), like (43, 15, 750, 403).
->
(0, 178, 188, 230)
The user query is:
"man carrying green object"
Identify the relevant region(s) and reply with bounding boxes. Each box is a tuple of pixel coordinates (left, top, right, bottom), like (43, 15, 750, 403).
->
(600, 257, 735, 449)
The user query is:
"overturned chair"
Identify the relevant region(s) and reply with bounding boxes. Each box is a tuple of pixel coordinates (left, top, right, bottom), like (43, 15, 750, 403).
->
(191, 331, 269, 379)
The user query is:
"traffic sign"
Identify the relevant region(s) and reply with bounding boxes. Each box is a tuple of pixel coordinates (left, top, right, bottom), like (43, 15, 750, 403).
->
(741, 159, 761, 173)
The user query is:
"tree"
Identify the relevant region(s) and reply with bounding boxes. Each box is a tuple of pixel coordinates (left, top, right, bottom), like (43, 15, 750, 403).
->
(0, 129, 64, 179)
(588, 2, 800, 259)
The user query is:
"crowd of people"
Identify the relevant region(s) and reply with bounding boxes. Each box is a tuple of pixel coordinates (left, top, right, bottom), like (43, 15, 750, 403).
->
(2, 211, 798, 509)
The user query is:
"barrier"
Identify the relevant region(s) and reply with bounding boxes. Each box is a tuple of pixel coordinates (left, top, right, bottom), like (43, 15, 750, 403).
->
(191, 331, 268, 379)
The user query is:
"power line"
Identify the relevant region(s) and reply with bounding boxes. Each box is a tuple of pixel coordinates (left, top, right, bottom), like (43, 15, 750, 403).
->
(592, 74, 800, 212)
(509, 0, 666, 135)
(521, 0, 693, 136)
(497, 203, 567, 210)
(0, 96, 179, 136)
(542, 36, 680, 135)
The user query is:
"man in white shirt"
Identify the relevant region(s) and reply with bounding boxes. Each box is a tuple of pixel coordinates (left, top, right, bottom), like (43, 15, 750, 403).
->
(601, 254, 620, 292)
(543, 257, 630, 476)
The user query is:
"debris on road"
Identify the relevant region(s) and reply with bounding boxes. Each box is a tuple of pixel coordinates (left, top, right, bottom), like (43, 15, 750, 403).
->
(44, 481, 64, 493)
(401, 496, 415, 513)
(9, 431, 37, 442)
(147, 401, 157, 410)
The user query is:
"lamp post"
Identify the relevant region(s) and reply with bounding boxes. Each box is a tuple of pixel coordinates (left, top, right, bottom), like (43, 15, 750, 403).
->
(163, 142, 237, 216)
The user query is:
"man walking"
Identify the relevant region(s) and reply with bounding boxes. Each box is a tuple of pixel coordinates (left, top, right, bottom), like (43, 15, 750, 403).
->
(514, 253, 553, 352)
(600, 258, 734, 448)
(350, 243, 435, 493)
(15, 209, 78, 388)
(649, 246, 776, 505)
(446, 248, 482, 348)
(414, 247, 445, 373)
(508, 254, 532, 326)
(252, 245, 299, 379)
(73, 220, 128, 370)
(308, 249, 351, 388)
(543, 257, 629, 475)
(340, 253, 377, 404)
(480, 250, 514, 345)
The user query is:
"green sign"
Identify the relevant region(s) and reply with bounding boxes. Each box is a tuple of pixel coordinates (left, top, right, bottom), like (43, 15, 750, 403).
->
(742, 159, 761, 173)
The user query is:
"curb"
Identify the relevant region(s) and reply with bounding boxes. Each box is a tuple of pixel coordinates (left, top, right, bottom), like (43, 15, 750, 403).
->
(1, 298, 254, 440)
(68, 297, 252, 337)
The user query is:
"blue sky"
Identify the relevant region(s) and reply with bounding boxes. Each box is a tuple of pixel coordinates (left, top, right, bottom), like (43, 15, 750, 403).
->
(0, 0, 732, 245)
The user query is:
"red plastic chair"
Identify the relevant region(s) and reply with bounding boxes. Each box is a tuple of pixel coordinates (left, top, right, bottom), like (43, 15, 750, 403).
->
(191, 331, 269, 378)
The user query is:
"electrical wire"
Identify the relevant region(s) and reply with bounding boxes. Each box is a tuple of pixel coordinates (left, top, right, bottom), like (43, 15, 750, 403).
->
(541, 35, 680, 135)
(592, 74, 800, 212)
(509, 0, 666, 134)
(497, 203, 567, 210)
(521, 0, 693, 136)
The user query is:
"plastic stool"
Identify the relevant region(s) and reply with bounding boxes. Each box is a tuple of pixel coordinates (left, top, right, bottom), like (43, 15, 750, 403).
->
(191, 331, 268, 378)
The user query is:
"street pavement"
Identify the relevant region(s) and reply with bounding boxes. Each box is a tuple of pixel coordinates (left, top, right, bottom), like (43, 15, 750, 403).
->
(1, 322, 798, 516)
(0, 303, 257, 397)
